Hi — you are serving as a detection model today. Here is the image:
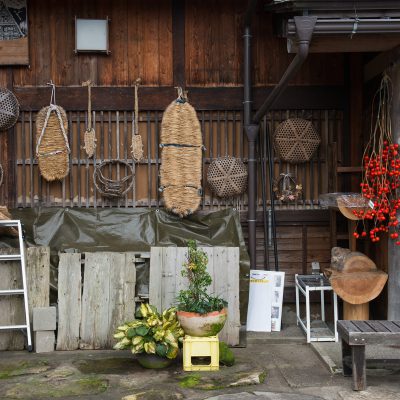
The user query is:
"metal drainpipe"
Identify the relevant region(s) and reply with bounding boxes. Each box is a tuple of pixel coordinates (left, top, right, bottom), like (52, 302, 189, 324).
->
(244, 16, 317, 271)
(253, 16, 317, 124)
(243, 0, 258, 270)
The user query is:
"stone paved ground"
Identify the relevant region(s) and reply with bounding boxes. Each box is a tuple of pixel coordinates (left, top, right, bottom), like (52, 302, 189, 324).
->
(0, 340, 399, 400)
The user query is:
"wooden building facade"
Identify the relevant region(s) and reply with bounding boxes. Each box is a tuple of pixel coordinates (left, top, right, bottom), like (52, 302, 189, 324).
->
(0, 0, 368, 296)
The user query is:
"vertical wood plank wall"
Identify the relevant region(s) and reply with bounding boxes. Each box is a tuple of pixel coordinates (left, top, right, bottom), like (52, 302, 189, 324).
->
(0, 0, 344, 298)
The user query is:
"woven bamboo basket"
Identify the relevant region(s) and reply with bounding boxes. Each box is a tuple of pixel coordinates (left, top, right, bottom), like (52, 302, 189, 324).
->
(160, 100, 202, 217)
(36, 105, 70, 181)
(0, 88, 19, 130)
(273, 118, 320, 163)
(207, 156, 247, 198)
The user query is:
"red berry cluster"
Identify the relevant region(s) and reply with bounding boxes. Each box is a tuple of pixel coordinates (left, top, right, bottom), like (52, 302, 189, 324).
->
(354, 141, 400, 244)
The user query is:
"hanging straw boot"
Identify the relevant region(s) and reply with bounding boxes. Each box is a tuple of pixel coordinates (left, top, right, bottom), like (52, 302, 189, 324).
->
(36, 81, 70, 181)
(160, 87, 203, 217)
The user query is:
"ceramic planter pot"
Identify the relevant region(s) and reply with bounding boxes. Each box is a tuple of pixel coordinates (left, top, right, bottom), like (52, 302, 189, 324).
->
(177, 308, 227, 337)
(136, 353, 174, 369)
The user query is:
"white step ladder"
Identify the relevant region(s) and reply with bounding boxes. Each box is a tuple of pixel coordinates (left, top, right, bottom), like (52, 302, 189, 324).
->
(0, 220, 32, 351)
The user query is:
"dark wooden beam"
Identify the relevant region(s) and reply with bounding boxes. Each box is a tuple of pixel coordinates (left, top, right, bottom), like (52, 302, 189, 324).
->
(14, 86, 345, 112)
(388, 65, 400, 320)
(240, 209, 330, 225)
(6, 67, 16, 208)
(172, 0, 185, 87)
(364, 45, 400, 83)
(350, 54, 363, 192)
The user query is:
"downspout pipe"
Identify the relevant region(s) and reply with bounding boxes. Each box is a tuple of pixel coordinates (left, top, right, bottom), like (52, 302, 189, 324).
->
(243, 0, 258, 269)
(244, 16, 316, 270)
(253, 16, 317, 124)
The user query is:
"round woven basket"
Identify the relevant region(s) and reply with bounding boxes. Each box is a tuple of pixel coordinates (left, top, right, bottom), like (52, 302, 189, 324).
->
(207, 156, 247, 198)
(273, 118, 320, 163)
(0, 88, 19, 130)
(36, 105, 69, 181)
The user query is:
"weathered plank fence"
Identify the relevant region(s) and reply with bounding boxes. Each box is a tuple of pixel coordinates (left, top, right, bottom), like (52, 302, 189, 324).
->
(0, 246, 50, 350)
(149, 247, 240, 346)
(57, 252, 138, 350)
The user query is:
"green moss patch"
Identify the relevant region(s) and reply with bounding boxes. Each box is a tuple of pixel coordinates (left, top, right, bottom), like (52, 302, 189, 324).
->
(219, 342, 235, 366)
(258, 370, 267, 383)
(4, 376, 108, 399)
(0, 360, 50, 379)
(179, 374, 201, 388)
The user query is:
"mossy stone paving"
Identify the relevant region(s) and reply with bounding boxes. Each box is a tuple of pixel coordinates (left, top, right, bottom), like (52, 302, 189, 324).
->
(0, 360, 50, 379)
(4, 376, 108, 399)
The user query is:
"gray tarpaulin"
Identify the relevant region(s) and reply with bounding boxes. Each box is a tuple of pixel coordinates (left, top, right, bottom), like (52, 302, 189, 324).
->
(8, 207, 250, 321)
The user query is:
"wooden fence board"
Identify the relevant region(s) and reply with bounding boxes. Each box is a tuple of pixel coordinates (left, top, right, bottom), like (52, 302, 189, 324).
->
(57, 253, 82, 350)
(106, 253, 137, 347)
(79, 252, 137, 349)
(26, 246, 50, 324)
(149, 246, 240, 346)
(149, 247, 163, 312)
(80, 253, 112, 349)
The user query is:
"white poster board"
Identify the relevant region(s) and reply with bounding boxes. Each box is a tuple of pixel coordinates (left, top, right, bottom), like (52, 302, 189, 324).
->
(246, 270, 285, 332)
(246, 270, 272, 332)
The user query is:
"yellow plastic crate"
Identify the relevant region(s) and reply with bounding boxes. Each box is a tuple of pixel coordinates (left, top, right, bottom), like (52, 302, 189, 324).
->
(183, 335, 219, 371)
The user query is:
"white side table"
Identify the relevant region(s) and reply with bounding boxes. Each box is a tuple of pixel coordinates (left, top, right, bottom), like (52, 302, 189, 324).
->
(295, 274, 338, 343)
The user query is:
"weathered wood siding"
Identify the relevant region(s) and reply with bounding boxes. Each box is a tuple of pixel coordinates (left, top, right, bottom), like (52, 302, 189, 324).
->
(149, 246, 241, 346)
(11, 0, 173, 87)
(185, 1, 344, 86)
(0, 0, 344, 88)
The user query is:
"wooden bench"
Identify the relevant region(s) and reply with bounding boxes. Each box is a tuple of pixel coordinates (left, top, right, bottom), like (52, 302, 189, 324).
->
(337, 320, 400, 391)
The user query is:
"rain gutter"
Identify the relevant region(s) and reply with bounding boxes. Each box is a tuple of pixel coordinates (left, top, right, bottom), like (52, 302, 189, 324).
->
(287, 18, 400, 36)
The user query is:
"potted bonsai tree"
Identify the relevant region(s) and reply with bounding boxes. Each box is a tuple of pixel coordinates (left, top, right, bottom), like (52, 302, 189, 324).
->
(176, 240, 228, 336)
(113, 303, 184, 369)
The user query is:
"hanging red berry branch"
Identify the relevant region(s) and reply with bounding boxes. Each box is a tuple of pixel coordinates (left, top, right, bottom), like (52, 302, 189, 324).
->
(354, 74, 400, 244)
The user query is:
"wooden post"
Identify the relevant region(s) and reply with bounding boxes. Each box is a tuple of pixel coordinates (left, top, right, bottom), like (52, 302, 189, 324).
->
(343, 302, 369, 321)
(344, 220, 369, 320)
(388, 64, 400, 320)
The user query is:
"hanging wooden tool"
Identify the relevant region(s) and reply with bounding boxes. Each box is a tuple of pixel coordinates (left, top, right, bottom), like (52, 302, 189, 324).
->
(160, 87, 202, 217)
(131, 78, 143, 162)
(36, 81, 70, 181)
(82, 80, 96, 158)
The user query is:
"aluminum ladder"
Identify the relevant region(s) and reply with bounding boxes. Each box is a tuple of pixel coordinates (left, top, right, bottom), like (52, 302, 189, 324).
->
(0, 220, 32, 351)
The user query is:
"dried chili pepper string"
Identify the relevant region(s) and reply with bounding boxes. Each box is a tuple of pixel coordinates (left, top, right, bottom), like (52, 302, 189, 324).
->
(353, 74, 400, 244)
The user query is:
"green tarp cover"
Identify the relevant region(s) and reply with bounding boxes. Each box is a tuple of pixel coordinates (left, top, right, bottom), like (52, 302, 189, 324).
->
(9, 207, 250, 321)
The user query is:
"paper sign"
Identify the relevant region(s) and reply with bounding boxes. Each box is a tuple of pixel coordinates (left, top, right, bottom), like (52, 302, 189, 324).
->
(270, 271, 285, 332)
(246, 270, 285, 332)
